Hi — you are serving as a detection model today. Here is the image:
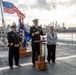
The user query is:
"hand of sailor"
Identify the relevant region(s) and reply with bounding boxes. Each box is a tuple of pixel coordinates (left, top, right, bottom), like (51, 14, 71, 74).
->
(14, 44, 19, 47)
(35, 31, 40, 34)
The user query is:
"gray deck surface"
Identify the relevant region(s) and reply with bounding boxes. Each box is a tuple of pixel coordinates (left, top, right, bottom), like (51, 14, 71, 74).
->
(0, 45, 76, 75)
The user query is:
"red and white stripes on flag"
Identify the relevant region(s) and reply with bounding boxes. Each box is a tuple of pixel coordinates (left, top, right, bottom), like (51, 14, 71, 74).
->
(2, 1, 25, 19)
(3, 7, 15, 14)
(13, 5, 25, 19)
(17, 11, 25, 19)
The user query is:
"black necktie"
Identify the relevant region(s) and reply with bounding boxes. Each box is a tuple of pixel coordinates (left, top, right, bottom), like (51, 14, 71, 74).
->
(52, 34, 54, 37)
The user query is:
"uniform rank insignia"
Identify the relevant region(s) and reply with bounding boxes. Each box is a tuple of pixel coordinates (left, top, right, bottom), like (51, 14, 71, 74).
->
(12, 35, 15, 36)
(10, 43, 13, 46)
(33, 29, 35, 31)
(32, 33, 34, 36)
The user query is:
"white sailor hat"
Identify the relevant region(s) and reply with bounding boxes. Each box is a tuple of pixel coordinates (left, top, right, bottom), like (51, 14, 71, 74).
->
(32, 19, 39, 22)
(11, 22, 16, 28)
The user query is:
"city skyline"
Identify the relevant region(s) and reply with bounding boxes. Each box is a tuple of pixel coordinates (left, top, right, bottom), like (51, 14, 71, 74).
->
(0, 0, 76, 27)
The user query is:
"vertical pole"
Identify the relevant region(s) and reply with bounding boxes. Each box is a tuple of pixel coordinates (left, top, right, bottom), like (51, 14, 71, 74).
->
(0, 0, 6, 48)
(0, 0, 4, 24)
(72, 32, 73, 45)
(40, 41, 42, 56)
(44, 42, 45, 71)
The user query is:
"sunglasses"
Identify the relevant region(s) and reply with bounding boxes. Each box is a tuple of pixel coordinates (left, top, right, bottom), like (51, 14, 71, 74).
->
(34, 22, 38, 23)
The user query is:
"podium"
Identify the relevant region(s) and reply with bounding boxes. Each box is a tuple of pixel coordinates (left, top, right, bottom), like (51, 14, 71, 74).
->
(35, 40, 48, 71)
(19, 47, 32, 57)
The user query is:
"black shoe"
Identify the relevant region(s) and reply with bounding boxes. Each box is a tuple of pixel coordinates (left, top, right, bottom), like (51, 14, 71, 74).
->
(10, 66, 13, 69)
(16, 65, 21, 67)
(48, 61, 50, 64)
(32, 64, 35, 67)
(52, 61, 56, 63)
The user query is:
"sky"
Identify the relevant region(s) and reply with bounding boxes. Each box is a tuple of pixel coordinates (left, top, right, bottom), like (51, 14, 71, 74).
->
(0, 0, 76, 27)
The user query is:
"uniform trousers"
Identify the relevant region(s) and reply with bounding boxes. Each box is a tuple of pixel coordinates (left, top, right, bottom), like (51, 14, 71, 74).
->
(9, 47, 19, 67)
(32, 42, 40, 65)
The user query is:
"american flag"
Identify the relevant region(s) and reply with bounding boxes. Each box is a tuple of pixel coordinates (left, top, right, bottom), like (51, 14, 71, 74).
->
(17, 11, 25, 19)
(2, 1, 25, 19)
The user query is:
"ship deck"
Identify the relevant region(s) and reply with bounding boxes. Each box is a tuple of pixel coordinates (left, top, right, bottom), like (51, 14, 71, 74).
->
(0, 45, 76, 75)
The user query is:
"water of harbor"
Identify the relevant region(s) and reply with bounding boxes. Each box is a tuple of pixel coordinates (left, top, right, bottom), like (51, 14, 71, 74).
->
(57, 32, 76, 45)
(0, 32, 76, 47)
(42, 32, 76, 45)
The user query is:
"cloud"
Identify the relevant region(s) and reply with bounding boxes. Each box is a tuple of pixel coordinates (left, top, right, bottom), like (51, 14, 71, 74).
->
(3, 0, 76, 11)
(59, 0, 76, 7)
(31, 0, 51, 10)
(18, 0, 25, 4)
(17, 4, 28, 12)
(17, 0, 76, 11)
(3, 0, 18, 3)
(17, 0, 53, 13)
(1, 0, 76, 26)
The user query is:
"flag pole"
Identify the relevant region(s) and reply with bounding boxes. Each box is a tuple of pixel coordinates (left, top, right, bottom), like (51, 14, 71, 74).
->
(0, 0, 6, 48)
(0, 0, 4, 23)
